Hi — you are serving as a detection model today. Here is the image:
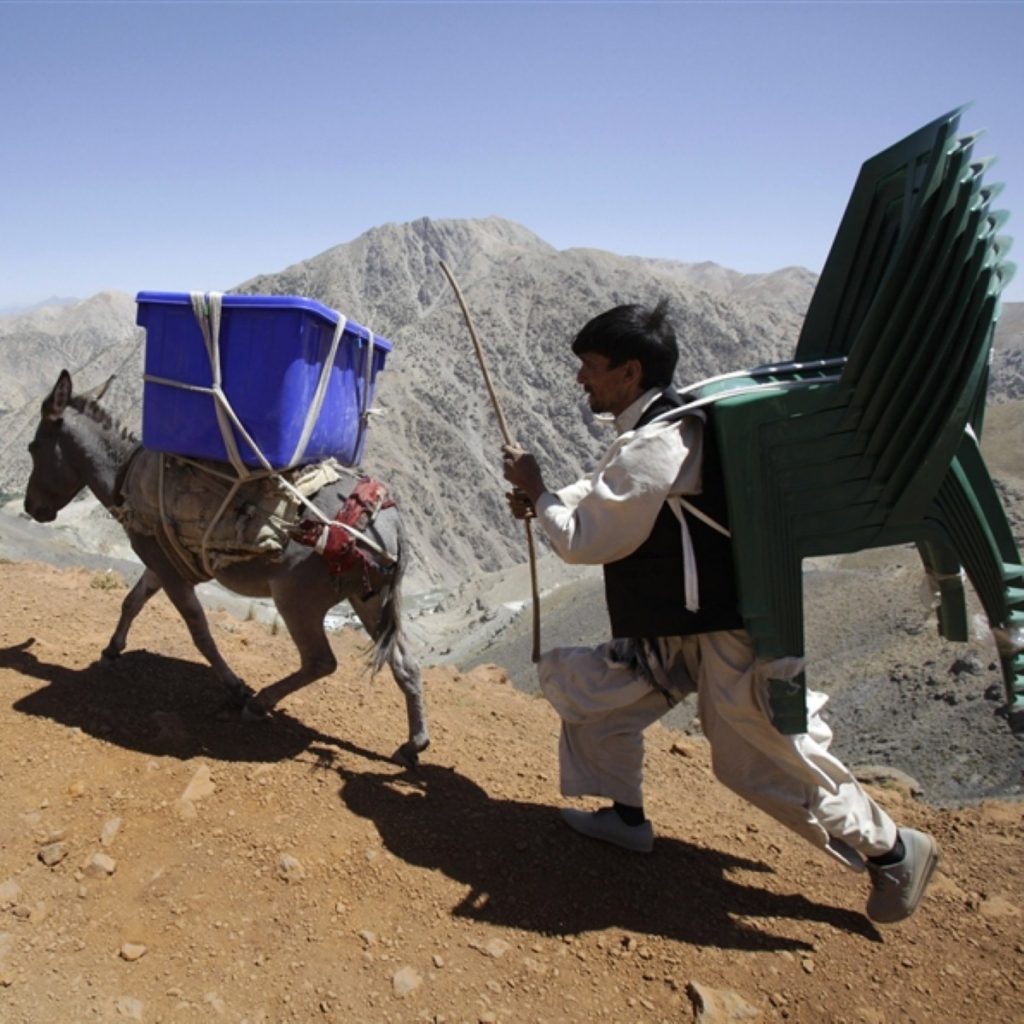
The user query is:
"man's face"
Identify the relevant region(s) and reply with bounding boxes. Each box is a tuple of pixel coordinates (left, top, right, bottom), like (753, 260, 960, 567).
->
(576, 352, 643, 416)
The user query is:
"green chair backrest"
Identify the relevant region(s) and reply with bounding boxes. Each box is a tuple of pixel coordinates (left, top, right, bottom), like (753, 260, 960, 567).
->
(795, 106, 967, 361)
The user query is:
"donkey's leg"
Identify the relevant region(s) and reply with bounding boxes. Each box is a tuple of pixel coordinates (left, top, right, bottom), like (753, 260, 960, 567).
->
(242, 584, 338, 717)
(127, 538, 253, 706)
(102, 568, 163, 662)
(157, 573, 253, 707)
(349, 589, 430, 767)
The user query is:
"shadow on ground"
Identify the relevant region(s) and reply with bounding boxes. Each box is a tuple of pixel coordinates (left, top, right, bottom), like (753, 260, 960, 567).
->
(338, 762, 881, 952)
(2, 638, 395, 767)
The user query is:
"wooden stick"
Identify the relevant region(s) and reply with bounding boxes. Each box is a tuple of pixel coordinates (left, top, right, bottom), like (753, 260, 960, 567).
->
(439, 259, 542, 663)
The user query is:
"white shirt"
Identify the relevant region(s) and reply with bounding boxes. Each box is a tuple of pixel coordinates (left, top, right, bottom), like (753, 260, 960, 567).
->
(534, 389, 705, 565)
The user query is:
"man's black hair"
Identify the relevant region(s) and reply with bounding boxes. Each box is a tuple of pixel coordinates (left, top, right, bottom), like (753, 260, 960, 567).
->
(571, 298, 678, 389)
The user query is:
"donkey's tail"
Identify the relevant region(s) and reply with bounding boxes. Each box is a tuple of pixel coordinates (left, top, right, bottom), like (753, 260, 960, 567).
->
(368, 525, 408, 676)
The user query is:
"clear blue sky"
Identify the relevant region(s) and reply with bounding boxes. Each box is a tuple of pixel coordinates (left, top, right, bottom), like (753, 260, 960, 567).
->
(3, 0, 1023, 311)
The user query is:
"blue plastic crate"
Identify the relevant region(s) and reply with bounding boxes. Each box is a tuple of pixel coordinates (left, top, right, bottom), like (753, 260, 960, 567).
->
(136, 291, 391, 468)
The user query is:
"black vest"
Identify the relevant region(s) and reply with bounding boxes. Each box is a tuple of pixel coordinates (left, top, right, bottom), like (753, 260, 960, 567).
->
(603, 389, 744, 638)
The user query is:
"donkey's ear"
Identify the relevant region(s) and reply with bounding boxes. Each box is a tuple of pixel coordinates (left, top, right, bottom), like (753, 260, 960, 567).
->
(43, 370, 73, 420)
(80, 374, 115, 404)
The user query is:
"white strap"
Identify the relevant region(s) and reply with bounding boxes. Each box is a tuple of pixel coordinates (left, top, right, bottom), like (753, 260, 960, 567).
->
(666, 496, 731, 613)
(352, 327, 377, 461)
(286, 311, 348, 468)
(674, 496, 731, 538)
(189, 291, 249, 476)
(666, 496, 700, 612)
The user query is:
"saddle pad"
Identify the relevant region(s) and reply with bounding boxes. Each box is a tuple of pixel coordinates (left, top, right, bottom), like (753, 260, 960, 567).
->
(116, 451, 344, 576)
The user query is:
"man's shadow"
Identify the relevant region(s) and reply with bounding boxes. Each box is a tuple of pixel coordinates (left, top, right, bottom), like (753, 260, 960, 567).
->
(339, 763, 881, 951)
(1, 638, 393, 767)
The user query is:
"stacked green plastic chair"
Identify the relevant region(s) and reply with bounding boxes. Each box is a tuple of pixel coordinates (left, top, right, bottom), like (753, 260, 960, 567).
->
(685, 107, 1021, 733)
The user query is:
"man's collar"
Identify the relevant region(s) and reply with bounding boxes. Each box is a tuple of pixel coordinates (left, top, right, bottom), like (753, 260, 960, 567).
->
(614, 389, 665, 434)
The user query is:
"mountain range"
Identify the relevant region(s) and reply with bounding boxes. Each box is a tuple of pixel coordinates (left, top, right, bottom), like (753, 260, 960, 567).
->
(1, 216, 1021, 591)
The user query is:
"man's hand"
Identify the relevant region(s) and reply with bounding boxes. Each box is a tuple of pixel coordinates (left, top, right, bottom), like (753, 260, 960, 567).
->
(505, 489, 536, 520)
(502, 444, 545, 504)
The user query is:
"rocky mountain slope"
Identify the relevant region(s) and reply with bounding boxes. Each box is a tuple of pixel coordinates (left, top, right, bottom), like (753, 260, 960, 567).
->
(2, 216, 1020, 591)
(0, 216, 817, 588)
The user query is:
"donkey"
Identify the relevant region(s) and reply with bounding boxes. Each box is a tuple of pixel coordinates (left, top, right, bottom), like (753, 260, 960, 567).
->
(23, 370, 429, 766)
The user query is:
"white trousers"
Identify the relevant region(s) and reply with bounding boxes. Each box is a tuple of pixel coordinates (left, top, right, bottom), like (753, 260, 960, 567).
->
(538, 629, 898, 868)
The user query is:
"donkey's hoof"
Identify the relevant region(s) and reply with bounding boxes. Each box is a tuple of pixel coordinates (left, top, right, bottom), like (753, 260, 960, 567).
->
(241, 699, 270, 724)
(212, 687, 257, 721)
(100, 646, 120, 664)
(391, 739, 428, 769)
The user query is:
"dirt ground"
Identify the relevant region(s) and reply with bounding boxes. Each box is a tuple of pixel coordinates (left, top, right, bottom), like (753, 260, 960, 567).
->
(0, 560, 1022, 1024)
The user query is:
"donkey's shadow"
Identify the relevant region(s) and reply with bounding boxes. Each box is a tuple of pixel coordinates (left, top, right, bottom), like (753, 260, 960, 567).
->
(2, 638, 391, 766)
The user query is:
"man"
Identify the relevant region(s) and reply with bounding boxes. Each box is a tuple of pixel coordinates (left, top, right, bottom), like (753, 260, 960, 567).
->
(501, 300, 939, 924)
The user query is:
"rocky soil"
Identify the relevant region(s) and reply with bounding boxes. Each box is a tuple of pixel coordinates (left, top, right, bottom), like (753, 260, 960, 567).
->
(1, 559, 1022, 1024)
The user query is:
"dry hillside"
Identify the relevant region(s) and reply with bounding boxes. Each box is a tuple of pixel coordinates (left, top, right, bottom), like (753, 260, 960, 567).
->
(0, 216, 833, 588)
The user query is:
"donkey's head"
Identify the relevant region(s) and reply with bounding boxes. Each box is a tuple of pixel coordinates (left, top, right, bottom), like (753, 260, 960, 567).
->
(24, 370, 115, 522)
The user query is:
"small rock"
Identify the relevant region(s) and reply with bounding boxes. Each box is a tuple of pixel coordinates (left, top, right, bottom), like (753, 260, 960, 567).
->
(950, 655, 984, 676)
(469, 937, 510, 958)
(82, 853, 116, 878)
(120, 942, 148, 962)
(686, 980, 761, 1021)
(38, 842, 68, 867)
(181, 764, 216, 803)
(0, 879, 20, 908)
(101, 818, 123, 848)
(174, 799, 198, 821)
(115, 996, 144, 1020)
(277, 855, 304, 882)
(392, 965, 422, 997)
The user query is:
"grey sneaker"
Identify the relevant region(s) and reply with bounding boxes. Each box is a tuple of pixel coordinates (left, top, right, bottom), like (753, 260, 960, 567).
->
(866, 828, 939, 924)
(560, 807, 654, 853)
